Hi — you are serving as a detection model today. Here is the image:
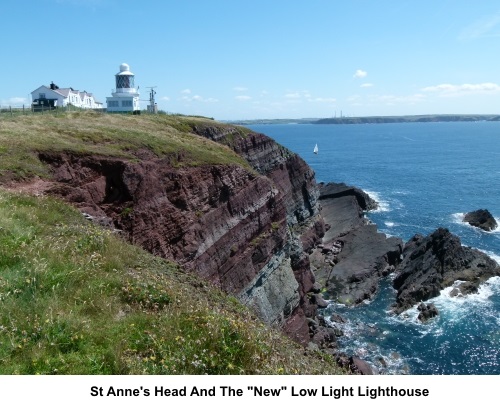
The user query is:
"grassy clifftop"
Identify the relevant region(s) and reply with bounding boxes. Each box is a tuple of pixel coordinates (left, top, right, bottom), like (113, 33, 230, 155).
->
(0, 111, 252, 181)
(0, 112, 345, 375)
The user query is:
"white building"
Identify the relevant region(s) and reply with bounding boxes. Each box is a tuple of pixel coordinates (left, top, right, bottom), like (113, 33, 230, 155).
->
(31, 82, 103, 109)
(106, 63, 140, 113)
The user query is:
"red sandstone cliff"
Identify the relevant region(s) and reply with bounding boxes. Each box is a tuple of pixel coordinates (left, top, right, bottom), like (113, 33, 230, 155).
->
(39, 122, 324, 344)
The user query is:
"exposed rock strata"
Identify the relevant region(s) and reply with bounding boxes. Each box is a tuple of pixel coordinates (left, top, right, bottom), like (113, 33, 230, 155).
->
(39, 123, 323, 345)
(463, 209, 497, 231)
(311, 183, 403, 305)
(393, 228, 500, 313)
(318, 182, 378, 211)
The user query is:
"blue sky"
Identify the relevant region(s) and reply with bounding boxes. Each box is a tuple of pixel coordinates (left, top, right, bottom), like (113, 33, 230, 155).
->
(2, 0, 500, 119)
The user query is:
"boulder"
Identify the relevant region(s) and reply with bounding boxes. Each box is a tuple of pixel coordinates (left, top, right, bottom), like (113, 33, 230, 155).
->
(417, 303, 439, 322)
(463, 209, 497, 231)
(329, 312, 347, 324)
(348, 356, 375, 375)
(449, 281, 478, 297)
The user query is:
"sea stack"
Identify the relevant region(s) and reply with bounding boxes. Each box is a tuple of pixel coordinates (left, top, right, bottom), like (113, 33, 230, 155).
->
(463, 209, 498, 231)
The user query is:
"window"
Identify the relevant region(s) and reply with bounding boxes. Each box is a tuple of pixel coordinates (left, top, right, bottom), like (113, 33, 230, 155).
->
(116, 75, 134, 89)
(121, 100, 132, 107)
(107, 100, 119, 107)
(39, 93, 46, 99)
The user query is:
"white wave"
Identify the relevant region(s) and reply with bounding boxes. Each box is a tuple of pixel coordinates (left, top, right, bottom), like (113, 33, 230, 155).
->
(427, 279, 499, 325)
(364, 190, 391, 212)
(436, 279, 498, 303)
(384, 221, 395, 227)
(491, 218, 500, 234)
(380, 231, 398, 238)
(391, 277, 500, 330)
(451, 212, 465, 224)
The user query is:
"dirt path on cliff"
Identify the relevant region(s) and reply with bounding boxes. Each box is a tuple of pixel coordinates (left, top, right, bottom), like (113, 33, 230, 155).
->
(0, 178, 56, 196)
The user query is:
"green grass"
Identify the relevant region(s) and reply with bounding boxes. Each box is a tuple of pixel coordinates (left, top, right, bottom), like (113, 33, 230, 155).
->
(0, 111, 252, 181)
(0, 190, 345, 375)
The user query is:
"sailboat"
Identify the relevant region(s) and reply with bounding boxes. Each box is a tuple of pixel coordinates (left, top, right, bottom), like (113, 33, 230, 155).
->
(313, 143, 318, 154)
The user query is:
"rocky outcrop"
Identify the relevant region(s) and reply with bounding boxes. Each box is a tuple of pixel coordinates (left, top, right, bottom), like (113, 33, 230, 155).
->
(39, 123, 323, 345)
(319, 182, 378, 211)
(393, 228, 500, 313)
(311, 182, 403, 305)
(463, 209, 498, 231)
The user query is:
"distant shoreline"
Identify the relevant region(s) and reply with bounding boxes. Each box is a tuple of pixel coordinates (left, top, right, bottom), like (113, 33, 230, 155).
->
(228, 114, 500, 126)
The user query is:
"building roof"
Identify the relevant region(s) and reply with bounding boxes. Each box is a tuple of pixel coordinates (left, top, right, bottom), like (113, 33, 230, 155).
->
(52, 88, 73, 97)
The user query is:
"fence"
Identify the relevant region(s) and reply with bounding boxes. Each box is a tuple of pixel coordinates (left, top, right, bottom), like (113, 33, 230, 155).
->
(0, 105, 107, 118)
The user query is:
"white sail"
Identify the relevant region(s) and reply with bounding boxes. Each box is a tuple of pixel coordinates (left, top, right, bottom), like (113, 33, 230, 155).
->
(313, 143, 318, 154)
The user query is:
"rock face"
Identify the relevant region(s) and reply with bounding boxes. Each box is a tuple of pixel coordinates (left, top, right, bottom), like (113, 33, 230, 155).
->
(463, 209, 498, 231)
(319, 182, 378, 211)
(311, 182, 403, 305)
(39, 123, 322, 345)
(393, 228, 500, 314)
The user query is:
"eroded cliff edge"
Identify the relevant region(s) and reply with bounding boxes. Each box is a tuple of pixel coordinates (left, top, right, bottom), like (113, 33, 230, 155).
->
(38, 121, 323, 344)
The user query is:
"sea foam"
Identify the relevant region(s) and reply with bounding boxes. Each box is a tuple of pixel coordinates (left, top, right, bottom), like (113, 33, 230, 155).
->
(365, 190, 391, 212)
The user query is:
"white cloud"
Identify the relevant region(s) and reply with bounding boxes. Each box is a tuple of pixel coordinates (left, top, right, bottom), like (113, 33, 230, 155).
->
(161, 96, 170, 101)
(233, 87, 248, 92)
(181, 93, 218, 103)
(312, 97, 336, 103)
(422, 82, 500, 97)
(235, 95, 251, 101)
(284, 90, 313, 100)
(353, 69, 367, 79)
(1, 97, 27, 106)
(376, 94, 426, 104)
(459, 12, 500, 40)
(181, 89, 191, 94)
(348, 93, 426, 107)
(360, 83, 374, 88)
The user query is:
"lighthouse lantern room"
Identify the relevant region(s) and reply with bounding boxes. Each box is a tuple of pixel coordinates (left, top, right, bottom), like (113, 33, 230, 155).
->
(106, 63, 140, 113)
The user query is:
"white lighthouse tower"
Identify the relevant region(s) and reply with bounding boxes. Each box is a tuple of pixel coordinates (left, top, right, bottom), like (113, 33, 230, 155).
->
(106, 63, 140, 113)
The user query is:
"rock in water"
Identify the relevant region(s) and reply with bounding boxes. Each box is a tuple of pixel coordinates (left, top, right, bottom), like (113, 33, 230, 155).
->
(463, 209, 498, 231)
(393, 228, 500, 313)
(417, 303, 439, 322)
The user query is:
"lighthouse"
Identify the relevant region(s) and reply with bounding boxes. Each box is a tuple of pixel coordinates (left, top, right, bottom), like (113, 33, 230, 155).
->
(106, 63, 140, 113)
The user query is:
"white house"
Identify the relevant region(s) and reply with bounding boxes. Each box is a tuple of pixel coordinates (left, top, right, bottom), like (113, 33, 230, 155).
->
(106, 63, 140, 113)
(31, 82, 103, 109)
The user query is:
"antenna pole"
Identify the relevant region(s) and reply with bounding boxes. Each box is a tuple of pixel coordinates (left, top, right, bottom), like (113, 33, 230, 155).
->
(146, 86, 158, 113)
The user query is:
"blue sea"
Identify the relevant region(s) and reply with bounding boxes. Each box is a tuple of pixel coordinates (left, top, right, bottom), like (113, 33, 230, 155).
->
(247, 122, 500, 375)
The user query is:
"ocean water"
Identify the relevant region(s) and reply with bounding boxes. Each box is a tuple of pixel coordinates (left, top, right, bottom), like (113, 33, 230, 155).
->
(247, 122, 500, 375)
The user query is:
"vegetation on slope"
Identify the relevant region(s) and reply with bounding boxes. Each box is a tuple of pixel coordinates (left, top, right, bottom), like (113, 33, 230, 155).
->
(0, 111, 251, 181)
(0, 112, 346, 375)
(0, 190, 345, 374)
